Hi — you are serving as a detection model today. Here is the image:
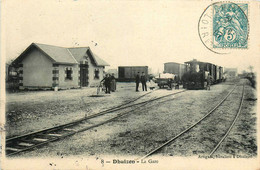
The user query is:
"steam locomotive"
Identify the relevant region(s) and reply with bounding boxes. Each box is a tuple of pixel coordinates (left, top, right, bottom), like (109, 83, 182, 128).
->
(182, 59, 224, 89)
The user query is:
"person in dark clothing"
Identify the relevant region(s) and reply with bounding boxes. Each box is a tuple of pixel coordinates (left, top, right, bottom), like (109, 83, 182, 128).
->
(167, 78, 172, 89)
(135, 72, 140, 92)
(140, 72, 147, 91)
(206, 75, 211, 90)
(174, 75, 180, 89)
(110, 73, 116, 92)
(101, 74, 111, 94)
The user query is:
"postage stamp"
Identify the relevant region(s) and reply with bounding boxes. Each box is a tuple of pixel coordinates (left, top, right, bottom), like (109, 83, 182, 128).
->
(198, 2, 249, 54)
(213, 3, 248, 48)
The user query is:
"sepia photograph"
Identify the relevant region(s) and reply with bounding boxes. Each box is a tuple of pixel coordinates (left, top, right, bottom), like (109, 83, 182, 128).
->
(1, 0, 259, 169)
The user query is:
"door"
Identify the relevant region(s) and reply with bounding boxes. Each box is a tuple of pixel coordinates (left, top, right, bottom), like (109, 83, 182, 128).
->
(118, 67, 125, 80)
(80, 64, 89, 87)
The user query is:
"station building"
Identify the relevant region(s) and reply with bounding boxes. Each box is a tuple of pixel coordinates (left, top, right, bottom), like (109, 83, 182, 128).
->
(12, 43, 109, 90)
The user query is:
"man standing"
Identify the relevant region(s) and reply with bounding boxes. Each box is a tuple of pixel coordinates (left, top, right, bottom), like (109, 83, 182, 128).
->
(110, 73, 116, 92)
(206, 75, 211, 90)
(141, 72, 147, 91)
(101, 74, 111, 94)
(167, 78, 172, 90)
(135, 72, 140, 92)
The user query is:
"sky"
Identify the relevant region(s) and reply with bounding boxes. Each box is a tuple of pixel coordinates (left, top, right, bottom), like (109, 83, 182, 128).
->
(2, 0, 260, 74)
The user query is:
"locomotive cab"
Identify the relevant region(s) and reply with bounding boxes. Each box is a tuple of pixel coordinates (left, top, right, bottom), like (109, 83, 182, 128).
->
(183, 59, 212, 90)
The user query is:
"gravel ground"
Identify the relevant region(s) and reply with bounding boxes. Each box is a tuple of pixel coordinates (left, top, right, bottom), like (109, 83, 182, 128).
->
(214, 84, 257, 157)
(8, 78, 255, 158)
(158, 85, 246, 157)
(6, 82, 154, 138)
(5, 78, 256, 160)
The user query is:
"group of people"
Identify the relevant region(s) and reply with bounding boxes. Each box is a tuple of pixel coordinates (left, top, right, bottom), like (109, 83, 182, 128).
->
(135, 72, 147, 92)
(100, 73, 116, 94)
(101, 72, 148, 93)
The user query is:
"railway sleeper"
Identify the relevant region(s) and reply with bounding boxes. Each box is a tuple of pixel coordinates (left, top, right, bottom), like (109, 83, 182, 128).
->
(63, 128, 77, 132)
(46, 133, 63, 137)
(6, 147, 22, 152)
(17, 142, 34, 147)
(32, 138, 49, 142)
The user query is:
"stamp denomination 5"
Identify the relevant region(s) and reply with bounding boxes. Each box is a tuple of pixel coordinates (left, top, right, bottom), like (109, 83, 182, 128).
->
(198, 2, 249, 54)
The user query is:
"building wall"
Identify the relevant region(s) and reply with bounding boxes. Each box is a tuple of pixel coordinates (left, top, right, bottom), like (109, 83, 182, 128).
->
(22, 48, 53, 87)
(57, 64, 79, 89)
(88, 63, 104, 87)
(18, 47, 107, 89)
(74, 55, 105, 87)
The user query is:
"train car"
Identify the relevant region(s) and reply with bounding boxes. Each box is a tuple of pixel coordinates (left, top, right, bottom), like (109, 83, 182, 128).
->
(216, 66, 223, 83)
(212, 64, 217, 83)
(164, 62, 187, 81)
(219, 66, 224, 82)
(216, 65, 220, 83)
(211, 65, 224, 83)
(118, 66, 148, 82)
(183, 59, 223, 89)
(182, 59, 224, 90)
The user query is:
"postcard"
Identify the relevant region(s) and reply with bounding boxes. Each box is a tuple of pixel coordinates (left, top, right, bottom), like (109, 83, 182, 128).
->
(1, 0, 259, 169)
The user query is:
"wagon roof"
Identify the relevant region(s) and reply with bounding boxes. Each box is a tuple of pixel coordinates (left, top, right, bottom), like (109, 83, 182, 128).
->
(164, 62, 185, 65)
(118, 66, 148, 68)
(184, 59, 212, 65)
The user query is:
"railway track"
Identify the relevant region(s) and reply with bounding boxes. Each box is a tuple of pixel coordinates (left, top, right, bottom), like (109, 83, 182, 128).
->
(91, 89, 156, 113)
(139, 84, 245, 159)
(6, 89, 187, 156)
(209, 84, 245, 156)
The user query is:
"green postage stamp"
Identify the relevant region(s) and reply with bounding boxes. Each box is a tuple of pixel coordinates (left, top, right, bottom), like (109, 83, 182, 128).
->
(198, 2, 249, 53)
(213, 3, 248, 48)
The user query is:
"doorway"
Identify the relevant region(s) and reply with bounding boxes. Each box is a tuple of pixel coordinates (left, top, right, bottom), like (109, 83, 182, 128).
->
(80, 64, 89, 87)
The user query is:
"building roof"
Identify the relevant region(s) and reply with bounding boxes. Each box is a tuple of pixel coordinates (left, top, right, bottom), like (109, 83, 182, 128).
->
(91, 52, 110, 66)
(13, 43, 109, 66)
(35, 43, 78, 64)
(67, 47, 90, 62)
(68, 47, 109, 66)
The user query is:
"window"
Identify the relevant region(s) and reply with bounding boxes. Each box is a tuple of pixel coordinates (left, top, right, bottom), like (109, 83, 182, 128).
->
(94, 69, 99, 79)
(65, 67, 73, 80)
(52, 70, 59, 74)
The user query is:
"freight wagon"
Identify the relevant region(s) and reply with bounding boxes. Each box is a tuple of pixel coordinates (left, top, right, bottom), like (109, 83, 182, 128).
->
(118, 66, 148, 82)
(164, 62, 187, 81)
